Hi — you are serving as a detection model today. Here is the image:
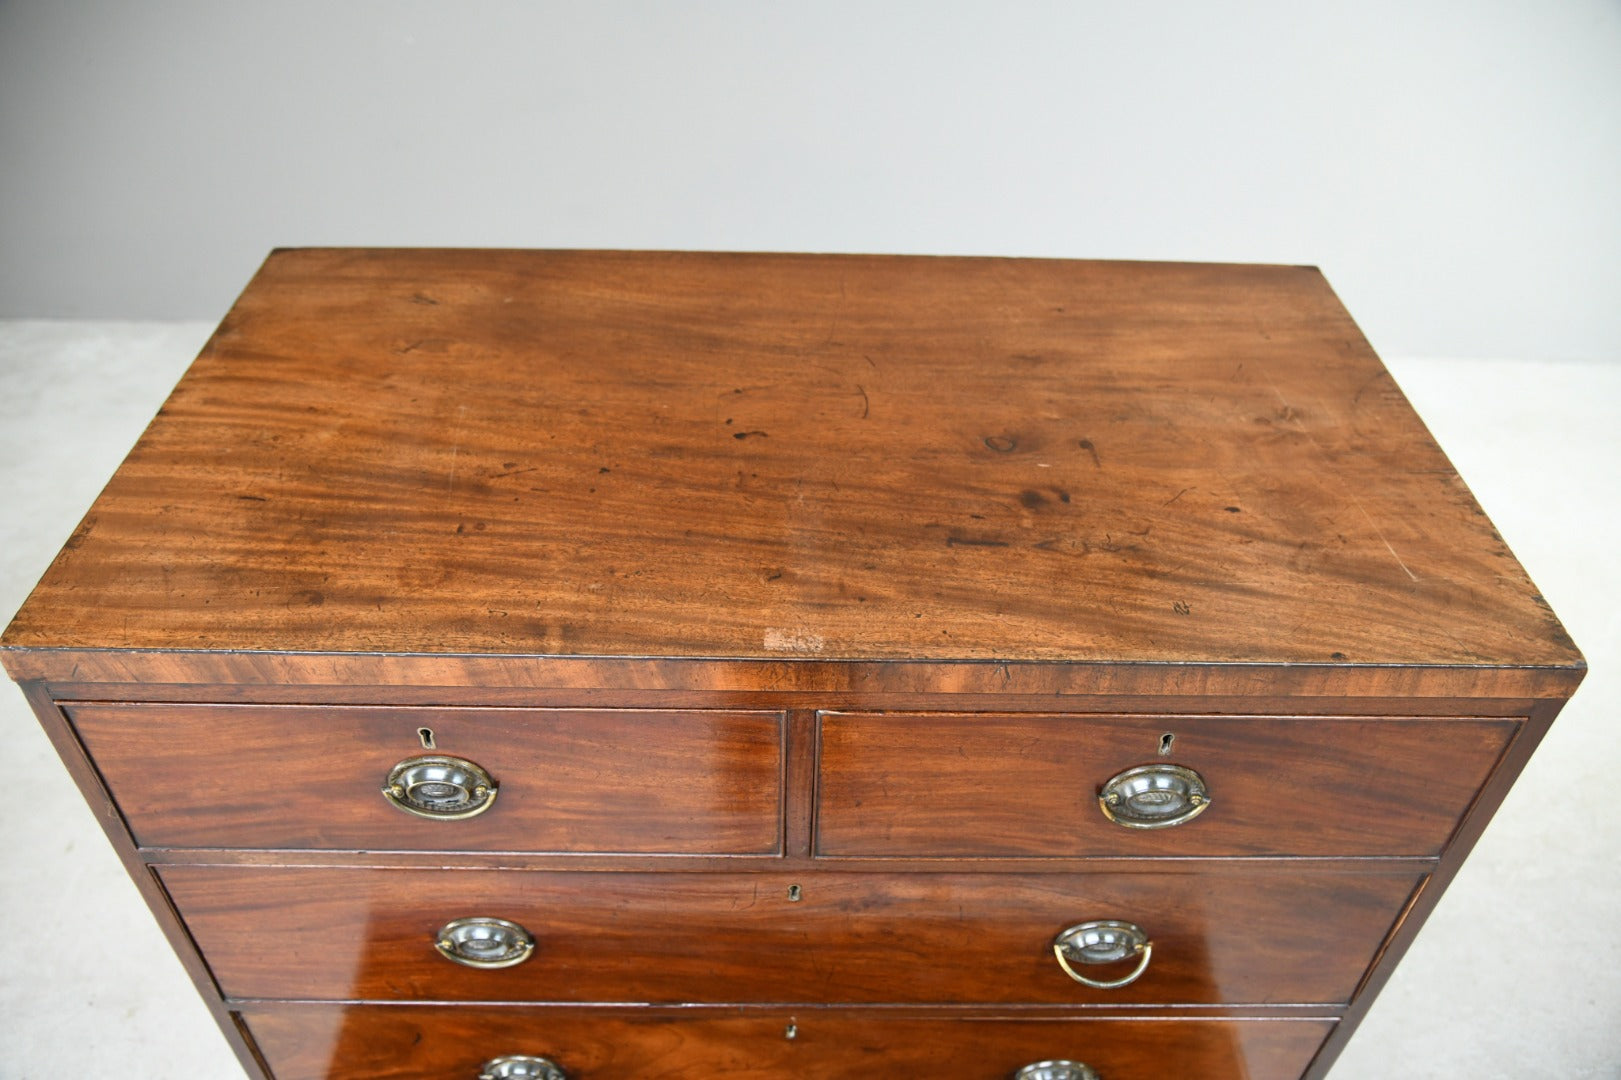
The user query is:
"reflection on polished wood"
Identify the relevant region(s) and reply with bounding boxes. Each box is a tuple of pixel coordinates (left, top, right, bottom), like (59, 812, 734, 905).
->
(65, 703, 785, 853)
(240, 1005, 1335, 1080)
(165, 863, 1420, 1006)
(817, 712, 1518, 857)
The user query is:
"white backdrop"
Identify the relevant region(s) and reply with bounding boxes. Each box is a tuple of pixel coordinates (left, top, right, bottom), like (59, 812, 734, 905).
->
(1, 1, 1618, 361)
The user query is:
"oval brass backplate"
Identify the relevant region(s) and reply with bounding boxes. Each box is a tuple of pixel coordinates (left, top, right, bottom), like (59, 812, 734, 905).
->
(1098, 763, 1209, 829)
(1012, 1061, 1102, 1080)
(382, 754, 499, 820)
(435, 916, 535, 969)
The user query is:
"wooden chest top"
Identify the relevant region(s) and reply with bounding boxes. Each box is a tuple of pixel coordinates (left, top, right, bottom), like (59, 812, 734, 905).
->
(0, 249, 1580, 692)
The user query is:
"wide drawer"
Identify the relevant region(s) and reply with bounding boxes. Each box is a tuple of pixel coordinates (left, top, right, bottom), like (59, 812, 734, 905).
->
(238, 1004, 1336, 1080)
(66, 704, 784, 853)
(817, 712, 1518, 857)
(166, 864, 1420, 1006)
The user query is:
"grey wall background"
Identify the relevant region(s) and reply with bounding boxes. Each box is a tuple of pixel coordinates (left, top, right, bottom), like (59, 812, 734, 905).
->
(1, 1, 1618, 362)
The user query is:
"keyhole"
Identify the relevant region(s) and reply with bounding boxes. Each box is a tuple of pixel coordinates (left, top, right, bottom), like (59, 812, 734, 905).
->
(418, 727, 436, 750)
(1158, 732, 1175, 755)
(784, 1023, 798, 1040)
(787, 884, 802, 902)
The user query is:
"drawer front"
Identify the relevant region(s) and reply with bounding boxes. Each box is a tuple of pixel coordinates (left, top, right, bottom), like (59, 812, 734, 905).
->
(239, 1005, 1335, 1080)
(66, 704, 784, 853)
(817, 712, 1518, 857)
(167, 865, 1420, 1006)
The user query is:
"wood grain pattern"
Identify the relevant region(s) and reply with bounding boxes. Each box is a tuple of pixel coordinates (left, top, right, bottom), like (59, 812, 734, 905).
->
(816, 712, 1517, 857)
(66, 703, 784, 853)
(7, 649, 1585, 700)
(238, 1005, 1335, 1080)
(163, 864, 1420, 1006)
(0, 250, 1580, 676)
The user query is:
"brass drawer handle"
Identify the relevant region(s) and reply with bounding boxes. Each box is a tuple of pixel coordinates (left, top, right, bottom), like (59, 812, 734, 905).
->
(479, 1057, 567, 1080)
(1013, 1062, 1102, 1080)
(436, 917, 535, 969)
(382, 754, 498, 820)
(1098, 763, 1209, 829)
(1053, 919, 1153, 989)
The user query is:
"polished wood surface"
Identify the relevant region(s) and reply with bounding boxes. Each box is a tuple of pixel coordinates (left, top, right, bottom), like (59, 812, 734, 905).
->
(164, 864, 1420, 1006)
(1, 250, 1579, 677)
(11, 649, 1581, 699)
(238, 1005, 1335, 1080)
(66, 704, 784, 853)
(817, 712, 1517, 857)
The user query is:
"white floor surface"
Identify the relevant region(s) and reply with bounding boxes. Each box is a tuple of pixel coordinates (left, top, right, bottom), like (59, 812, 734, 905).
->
(0, 321, 1617, 1078)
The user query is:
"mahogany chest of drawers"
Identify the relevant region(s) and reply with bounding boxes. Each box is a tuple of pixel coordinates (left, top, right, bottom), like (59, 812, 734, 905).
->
(2, 250, 1583, 1079)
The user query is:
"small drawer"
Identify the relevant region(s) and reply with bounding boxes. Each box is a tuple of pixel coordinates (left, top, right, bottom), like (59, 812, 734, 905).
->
(238, 1004, 1335, 1080)
(66, 703, 784, 854)
(165, 864, 1420, 1006)
(816, 712, 1518, 857)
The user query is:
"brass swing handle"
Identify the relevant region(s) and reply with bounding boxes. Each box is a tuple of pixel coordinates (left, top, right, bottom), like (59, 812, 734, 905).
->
(1013, 1062, 1103, 1080)
(479, 1057, 567, 1080)
(435, 916, 535, 969)
(1098, 763, 1209, 829)
(1052, 919, 1153, 990)
(381, 754, 498, 820)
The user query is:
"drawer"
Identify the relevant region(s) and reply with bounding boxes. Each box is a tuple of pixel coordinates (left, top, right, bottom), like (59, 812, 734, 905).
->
(817, 712, 1517, 857)
(166, 864, 1421, 1006)
(66, 704, 784, 853)
(238, 1004, 1336, 1080)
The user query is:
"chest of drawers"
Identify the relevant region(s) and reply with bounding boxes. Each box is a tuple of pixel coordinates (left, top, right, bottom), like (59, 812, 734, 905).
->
(2, 250, 1582, 1079)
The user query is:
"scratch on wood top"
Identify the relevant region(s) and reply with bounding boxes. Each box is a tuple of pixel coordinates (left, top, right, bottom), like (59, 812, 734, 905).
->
(764, 628, 827, 654)
(1359, 505, 1420, 582)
